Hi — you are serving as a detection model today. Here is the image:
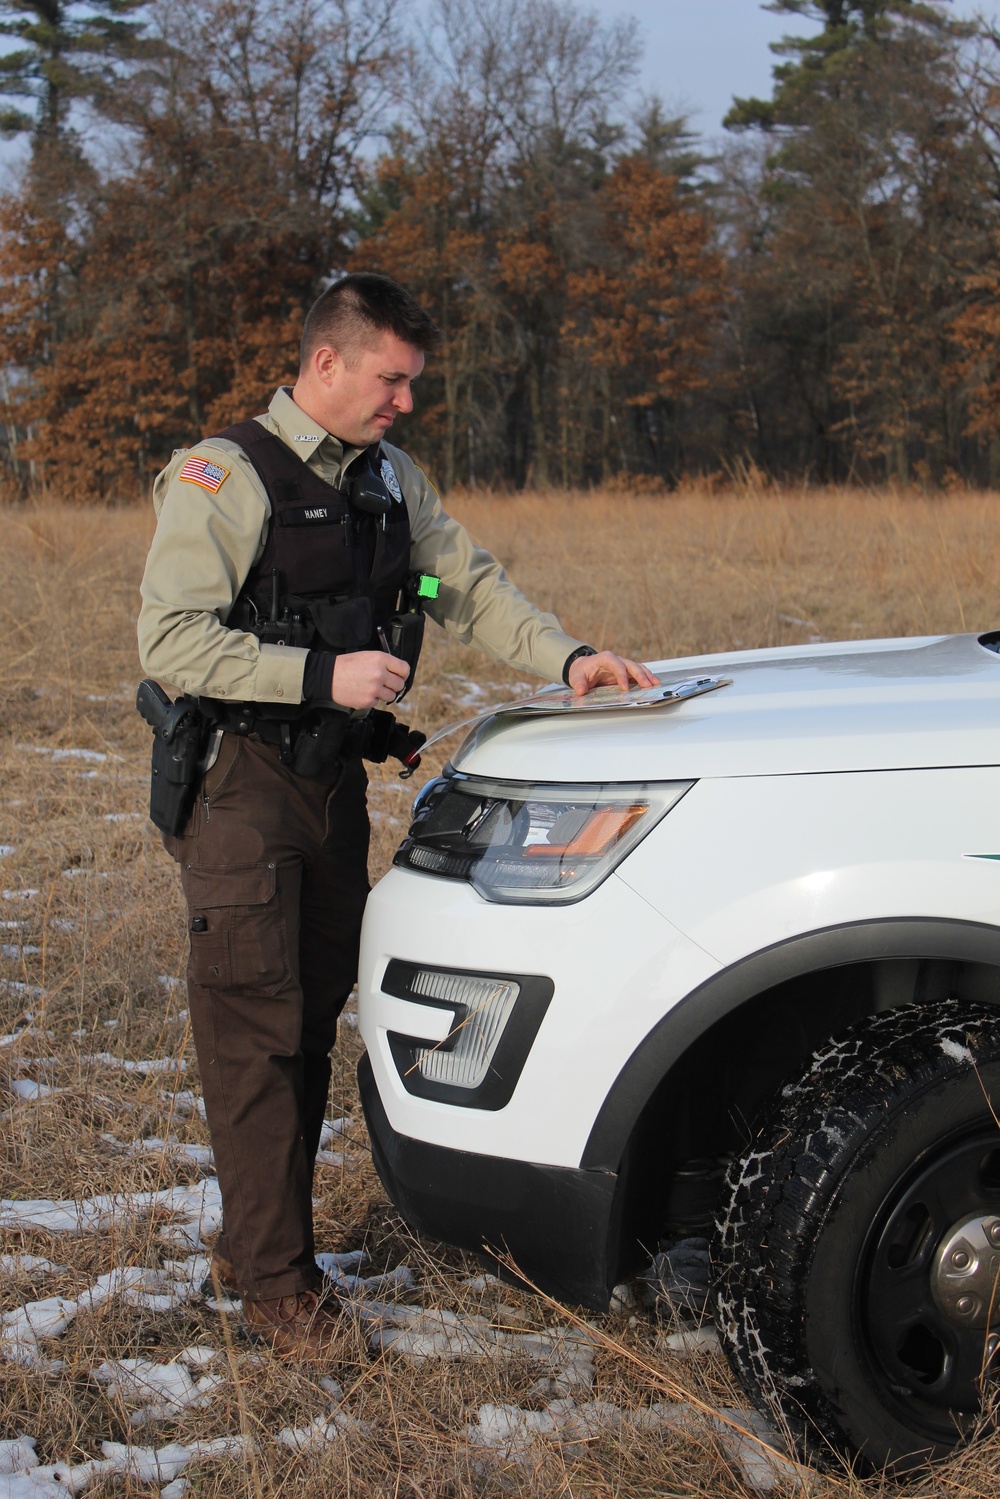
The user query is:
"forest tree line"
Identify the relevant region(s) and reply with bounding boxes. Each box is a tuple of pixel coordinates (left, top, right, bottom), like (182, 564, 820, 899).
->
(4, 0, 1000, 497)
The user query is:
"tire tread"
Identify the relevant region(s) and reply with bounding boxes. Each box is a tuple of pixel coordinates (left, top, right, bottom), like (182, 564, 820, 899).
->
(712, 999, 1000, 1466)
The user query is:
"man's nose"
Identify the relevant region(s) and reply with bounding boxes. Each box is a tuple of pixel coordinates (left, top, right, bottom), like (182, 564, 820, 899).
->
(393, 382, 414, 414)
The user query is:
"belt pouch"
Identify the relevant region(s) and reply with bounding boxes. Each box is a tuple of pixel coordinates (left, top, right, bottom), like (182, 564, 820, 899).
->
(290, 711, 350, 778)
(386, 612, 425, 701)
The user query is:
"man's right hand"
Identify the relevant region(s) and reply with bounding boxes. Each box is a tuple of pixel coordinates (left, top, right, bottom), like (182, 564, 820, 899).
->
(331, 651, 410, 710)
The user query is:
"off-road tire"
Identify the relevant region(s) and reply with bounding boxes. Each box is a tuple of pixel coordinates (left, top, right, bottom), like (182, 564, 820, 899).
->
(712, 999, 1000, 1473)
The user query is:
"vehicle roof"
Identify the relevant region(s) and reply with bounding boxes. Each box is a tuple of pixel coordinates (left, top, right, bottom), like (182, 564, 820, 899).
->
(452, 633, 1000, 781)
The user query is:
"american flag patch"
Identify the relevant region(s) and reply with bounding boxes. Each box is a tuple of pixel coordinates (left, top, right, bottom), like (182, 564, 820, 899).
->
(179, 456, 230, 492)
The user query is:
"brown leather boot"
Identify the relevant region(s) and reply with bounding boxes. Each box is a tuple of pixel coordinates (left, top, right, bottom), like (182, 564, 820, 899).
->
(242, 1290, 344, 1359)
(203, 1249, 339, 1304)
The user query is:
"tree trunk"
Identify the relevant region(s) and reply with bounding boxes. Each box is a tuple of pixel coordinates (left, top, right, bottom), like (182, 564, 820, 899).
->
(181, 264, 203, 433)
(0, 366, 23, 491)
(559, 357, 569, 488)
(528, 352, 549, 486)
(893, 435, 908, 486)
(443, 356, 457, 493)
(989, 437, 1000, 489)
(600, 369, 612, 485)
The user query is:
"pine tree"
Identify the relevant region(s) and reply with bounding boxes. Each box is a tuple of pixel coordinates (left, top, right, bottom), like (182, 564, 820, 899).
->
(718, 0, 986, 482)
(0, 0, 153, 140)
(725, 1, 968, 131)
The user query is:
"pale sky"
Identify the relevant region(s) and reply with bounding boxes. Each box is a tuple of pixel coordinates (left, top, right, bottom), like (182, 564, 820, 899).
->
(0, 0, 994, 177)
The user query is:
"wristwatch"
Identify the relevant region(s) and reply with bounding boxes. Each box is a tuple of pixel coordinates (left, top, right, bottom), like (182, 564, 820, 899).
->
(562, 645, 597, 685)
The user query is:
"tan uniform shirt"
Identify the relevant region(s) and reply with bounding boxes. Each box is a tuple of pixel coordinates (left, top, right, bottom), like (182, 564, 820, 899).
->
(138, 388, 585, 703)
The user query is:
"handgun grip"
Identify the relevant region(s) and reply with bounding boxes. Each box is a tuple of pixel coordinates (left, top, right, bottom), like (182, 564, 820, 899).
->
(136, 679, 172, 730)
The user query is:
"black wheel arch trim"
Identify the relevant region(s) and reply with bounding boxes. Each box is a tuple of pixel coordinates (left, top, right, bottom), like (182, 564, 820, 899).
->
(581, 917, 1000, 1171)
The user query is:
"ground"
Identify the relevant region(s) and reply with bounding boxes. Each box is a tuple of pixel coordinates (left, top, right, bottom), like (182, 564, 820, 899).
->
(1, 481, 999, 1498)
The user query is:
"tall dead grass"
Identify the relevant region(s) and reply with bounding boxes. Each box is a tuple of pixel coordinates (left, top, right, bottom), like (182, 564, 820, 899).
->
(0, 482, 998, 1497)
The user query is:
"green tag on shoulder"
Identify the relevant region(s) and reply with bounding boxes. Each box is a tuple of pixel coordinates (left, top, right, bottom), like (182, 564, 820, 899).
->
(416, 574, 440, 600)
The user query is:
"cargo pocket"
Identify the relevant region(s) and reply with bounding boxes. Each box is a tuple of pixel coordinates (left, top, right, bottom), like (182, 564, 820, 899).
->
(182, 863, 288, 995)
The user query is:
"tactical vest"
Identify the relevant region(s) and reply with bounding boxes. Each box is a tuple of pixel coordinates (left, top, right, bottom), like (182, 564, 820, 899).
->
(199, 421, 410, 723)
(183, 421, 426, 776)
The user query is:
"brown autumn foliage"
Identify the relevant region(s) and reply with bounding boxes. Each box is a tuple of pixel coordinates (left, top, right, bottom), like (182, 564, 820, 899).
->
(353, 149, 721, 491)
(6, 0, 1000, 496)
(563, 158, 721, 482)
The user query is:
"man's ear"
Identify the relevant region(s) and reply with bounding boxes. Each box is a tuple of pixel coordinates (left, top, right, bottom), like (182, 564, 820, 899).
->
(312, 345, 342, 386)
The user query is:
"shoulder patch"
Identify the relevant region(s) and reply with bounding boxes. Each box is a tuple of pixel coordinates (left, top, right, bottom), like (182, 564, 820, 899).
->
(179, 456, 230, 493)
(381, 456, 403, 503)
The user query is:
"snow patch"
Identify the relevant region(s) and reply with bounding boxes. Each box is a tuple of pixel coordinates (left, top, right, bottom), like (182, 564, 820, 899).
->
(318, 1116, 351, 1146)
(92, 1352, 225, 1427)
(0, 1256, 214, 1369)
(160, 1090, 206, 1120)
(467, 1396, 794, 1490)
(370, 1308, 598, 1393)
(132, 1138, 214, 1170)
(28, 1435, 251, 1496)
(7, 1080, 54, 1102)
(657, 1326, 720, 1357)
(23, 746, 108, 763)
(460, 1273, 501, 1291)
(0, 1256, 67, 1279)
(0, 1177, 222, 1246)
(79, 1053, 186, 1076)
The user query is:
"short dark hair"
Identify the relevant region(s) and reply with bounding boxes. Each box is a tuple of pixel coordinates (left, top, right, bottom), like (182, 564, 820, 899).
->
(300, 273, 440, 367)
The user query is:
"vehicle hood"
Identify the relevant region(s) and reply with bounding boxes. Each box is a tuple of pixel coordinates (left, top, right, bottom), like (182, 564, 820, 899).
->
(451, 633, 1000, 782)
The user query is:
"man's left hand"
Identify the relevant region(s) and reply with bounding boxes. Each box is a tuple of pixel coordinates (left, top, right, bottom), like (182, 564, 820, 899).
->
(567, 651, 659, 697)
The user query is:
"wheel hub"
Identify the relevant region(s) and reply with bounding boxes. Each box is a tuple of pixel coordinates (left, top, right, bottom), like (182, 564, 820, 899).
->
(930, 1215, 1000, 1330)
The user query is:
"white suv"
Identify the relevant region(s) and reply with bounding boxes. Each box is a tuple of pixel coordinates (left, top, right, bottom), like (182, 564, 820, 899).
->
(357, 632, 1000, 1472)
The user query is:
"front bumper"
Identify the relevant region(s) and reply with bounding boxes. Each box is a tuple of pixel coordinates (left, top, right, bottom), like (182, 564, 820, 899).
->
(358, 867, 719, 1167)
(358, 1054, 619, 1309)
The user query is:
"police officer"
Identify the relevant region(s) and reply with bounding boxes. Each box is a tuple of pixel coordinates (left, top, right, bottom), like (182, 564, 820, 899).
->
(138, 273, 655, 1359)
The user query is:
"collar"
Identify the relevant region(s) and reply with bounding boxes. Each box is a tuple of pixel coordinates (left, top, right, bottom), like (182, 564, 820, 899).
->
(267, 387, 360, 467)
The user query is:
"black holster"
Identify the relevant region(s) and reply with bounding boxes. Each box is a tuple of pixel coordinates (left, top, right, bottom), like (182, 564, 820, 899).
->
(136, 681, 210, 836)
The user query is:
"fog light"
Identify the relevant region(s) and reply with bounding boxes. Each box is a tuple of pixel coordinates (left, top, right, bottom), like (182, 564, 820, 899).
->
(410, 969, 520, 1089)
(380, 959, 553, 1109)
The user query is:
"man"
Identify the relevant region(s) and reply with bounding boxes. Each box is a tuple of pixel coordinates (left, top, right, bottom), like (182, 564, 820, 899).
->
(138, 272, 655, 1359)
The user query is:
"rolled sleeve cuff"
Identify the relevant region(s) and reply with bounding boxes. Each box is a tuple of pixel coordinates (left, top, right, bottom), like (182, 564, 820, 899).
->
(529, 632, 590, 684)
(253, 644, 310, 704)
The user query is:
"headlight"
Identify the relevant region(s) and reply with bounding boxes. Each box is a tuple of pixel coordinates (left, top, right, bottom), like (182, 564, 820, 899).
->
(394, 773, 693, 904)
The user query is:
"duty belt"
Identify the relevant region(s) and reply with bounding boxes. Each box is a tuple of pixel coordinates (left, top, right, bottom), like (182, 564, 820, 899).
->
(197, 700, 424, 777)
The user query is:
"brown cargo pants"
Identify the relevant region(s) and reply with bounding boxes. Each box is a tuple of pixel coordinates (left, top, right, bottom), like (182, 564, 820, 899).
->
(163, 731, 369, 1300)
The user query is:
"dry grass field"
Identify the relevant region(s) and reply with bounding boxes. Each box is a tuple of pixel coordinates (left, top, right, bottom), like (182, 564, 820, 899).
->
(1, 479, 999, 1498)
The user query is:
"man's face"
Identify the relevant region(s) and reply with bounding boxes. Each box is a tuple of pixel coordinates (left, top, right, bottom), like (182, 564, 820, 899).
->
(307, 330, 425, 448)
